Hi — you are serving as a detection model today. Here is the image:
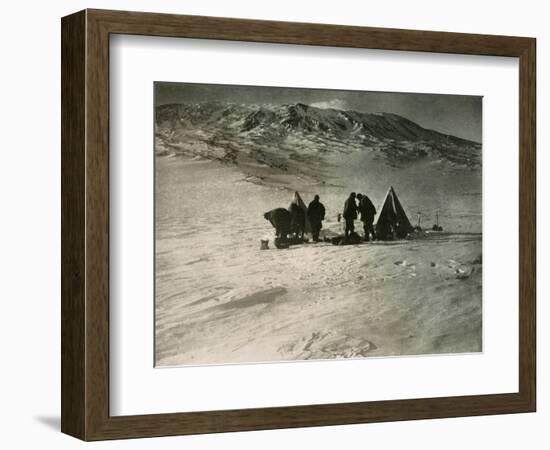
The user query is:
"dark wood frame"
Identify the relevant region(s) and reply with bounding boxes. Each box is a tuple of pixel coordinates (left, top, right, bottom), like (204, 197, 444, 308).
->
(61, 9, 536, 441)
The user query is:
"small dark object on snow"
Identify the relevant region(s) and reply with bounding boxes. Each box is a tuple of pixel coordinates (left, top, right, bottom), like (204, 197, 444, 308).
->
(286, 236, 307, 245)
(260, 239, 269, 250)
(274, 238, 290, 249)
(331, 232, 362, 246)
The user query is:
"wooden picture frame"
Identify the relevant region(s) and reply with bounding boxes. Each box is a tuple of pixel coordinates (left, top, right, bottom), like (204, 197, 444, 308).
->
(61, 9, 536, 441)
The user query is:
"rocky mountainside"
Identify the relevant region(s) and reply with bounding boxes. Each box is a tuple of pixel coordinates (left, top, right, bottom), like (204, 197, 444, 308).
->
(156, 102, 481, 166)
(155, 102, 481, 171)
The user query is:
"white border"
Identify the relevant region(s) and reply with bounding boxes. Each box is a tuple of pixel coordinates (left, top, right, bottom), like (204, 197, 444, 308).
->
(110, 35, 519, 416)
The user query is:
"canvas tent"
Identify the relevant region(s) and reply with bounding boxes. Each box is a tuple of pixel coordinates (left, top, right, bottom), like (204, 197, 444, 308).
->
(289, 191, 312, 233)
(375, 186, 414, 240)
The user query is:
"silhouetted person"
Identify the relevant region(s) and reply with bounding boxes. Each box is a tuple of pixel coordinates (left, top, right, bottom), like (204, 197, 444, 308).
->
(289, 203, 306, 240)
(307, 195, 326, 242)
(356, 193, 377, 241)
(263, 208, 291, 239)
(343, 192, 357, 237)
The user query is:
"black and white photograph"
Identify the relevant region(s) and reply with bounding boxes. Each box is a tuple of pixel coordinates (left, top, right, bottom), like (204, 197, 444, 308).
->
(154, 82, 483, 367)
(2, 0, 543, 446)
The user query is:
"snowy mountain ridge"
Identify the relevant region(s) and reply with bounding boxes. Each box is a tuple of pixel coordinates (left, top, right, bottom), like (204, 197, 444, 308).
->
(155, 101, 481, 172)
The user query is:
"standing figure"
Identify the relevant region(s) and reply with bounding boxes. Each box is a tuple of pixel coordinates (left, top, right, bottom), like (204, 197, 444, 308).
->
(307, 195, 326, 242)
(343, 192, 357, 237)
(356, 193, 377, 241)
(289, 203, 306, 240)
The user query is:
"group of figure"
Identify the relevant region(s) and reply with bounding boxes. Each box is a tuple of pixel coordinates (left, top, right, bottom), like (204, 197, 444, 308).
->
(342, 192, 377, 242)
(263, 195, 326, 243)
(263, 191, 378, 244)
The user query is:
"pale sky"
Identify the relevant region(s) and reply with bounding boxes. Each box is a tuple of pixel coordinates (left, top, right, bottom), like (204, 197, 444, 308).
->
(155, 82, 482, 143)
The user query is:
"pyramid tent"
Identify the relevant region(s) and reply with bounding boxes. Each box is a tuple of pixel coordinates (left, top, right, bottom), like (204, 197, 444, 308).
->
(375, 186, 414, 240)
(289, 191, 312, 233)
